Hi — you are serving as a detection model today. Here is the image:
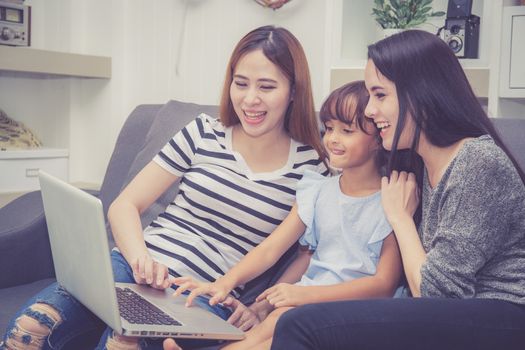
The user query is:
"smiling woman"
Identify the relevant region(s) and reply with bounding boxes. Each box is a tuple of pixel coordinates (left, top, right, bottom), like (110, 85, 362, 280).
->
(270, 29, 525, 350)
(1, 25, 328, 350)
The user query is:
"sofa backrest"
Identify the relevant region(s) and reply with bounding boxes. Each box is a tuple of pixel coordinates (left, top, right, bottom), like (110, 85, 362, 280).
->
(492, 118, 525, 172)
(99, 104, 163, 216)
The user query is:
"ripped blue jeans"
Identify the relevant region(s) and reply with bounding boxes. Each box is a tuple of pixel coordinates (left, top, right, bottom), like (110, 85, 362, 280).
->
(1, 281, 103, 349)
(2, 250, 231, 349)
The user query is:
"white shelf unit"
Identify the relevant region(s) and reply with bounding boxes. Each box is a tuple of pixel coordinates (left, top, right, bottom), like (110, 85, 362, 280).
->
(0, 148, 69, 193)
(329, 0, 525, 119)
(0, 46, 111, 193)
(0, 46, 111, 78)
(499, 6, 525, 98)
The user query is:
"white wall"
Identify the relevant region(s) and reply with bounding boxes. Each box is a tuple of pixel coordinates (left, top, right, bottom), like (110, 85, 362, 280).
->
(1, 0, 330, 185)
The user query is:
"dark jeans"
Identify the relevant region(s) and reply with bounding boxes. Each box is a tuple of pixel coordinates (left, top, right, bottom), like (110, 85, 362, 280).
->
(271, 298, 525, 350)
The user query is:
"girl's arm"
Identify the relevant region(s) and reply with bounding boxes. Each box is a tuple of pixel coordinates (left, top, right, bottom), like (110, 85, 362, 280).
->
(386, 214, 426, 296)
(108, 161, 179, 288)
(174, 204, 306, 306)
(275, 246, 312, 284)
(257, 233, 402, 307)
(380, 171, 426, 296)
(248, 246, 313, 321)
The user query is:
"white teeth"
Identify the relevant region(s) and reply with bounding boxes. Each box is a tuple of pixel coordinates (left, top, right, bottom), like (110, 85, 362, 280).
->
(376, 121, 391, 129)
(244, 111, 265, 118)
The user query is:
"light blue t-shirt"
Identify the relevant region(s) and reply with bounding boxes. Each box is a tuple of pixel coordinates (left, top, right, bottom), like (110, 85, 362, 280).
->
(296, 170, 392, 287)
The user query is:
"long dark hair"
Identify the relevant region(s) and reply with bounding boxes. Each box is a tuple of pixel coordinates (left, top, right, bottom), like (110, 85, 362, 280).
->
(367, 29, 525, 184)
(320, 81, 387, 174)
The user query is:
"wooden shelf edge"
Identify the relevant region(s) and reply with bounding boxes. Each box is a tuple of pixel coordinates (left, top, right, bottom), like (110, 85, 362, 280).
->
(0, 46, 111, 78)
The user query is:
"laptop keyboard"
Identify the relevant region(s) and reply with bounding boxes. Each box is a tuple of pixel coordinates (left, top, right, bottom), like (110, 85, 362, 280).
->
(116, 287, 182, 326)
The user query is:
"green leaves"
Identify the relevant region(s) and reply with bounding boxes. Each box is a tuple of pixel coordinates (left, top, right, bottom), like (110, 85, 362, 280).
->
(371, 0, 445, 29)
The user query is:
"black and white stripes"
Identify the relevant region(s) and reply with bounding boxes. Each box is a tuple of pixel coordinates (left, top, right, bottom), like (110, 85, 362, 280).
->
(144, 114, 328, 295)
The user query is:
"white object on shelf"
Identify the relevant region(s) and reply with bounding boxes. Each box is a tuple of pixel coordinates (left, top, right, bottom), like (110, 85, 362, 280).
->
(0, 148, 69, 193)
(500, 6, 525, 98)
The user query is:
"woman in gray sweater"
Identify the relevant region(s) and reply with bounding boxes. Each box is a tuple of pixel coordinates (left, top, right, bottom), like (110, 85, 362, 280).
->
(270, 30, 525, 350)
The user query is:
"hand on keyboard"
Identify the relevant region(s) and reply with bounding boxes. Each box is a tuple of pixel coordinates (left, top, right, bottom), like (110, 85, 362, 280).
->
(131, 253, 171, 290)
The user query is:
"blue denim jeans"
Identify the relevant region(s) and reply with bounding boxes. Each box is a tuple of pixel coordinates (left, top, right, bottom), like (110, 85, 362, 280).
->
(271, 298, 525, 350)
(2, 280, 104, 349)
(2, 250, 232, 350)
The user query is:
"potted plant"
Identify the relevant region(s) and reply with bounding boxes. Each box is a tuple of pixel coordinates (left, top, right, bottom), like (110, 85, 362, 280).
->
(372, 0, 445, 37)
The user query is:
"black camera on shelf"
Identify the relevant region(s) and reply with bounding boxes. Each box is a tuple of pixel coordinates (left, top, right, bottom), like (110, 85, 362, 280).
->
(442, 0, 480, 58)
(444, 15, 480, 58)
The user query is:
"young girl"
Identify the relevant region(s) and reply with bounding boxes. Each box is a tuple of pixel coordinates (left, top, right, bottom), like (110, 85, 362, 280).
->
(271, 30, 525, 350)
(170, 81, 403, 350)
(1, 26, 328, 350)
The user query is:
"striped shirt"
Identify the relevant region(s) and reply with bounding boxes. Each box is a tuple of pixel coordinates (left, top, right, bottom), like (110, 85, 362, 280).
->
(144, 114, 328, 296)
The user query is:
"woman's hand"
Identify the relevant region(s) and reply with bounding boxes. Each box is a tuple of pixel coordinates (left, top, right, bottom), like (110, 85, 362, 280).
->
(163, 338, 182, 350)
(171, 277, 232, 307)
(256, 283, 309, 308)
(131, 254, 171, 290)
(223, 297, 261, 331)
(248, 298, 275, 322)
(381, 171, 419, 225)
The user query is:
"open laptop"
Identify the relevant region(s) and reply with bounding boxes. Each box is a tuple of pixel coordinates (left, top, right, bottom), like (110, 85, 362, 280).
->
(38, 170, 244, 340)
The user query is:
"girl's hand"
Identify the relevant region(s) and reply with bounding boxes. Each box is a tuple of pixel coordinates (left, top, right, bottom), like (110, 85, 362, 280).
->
(256, 283, 308, 308)
(131, 254, 171, 290)
(223, 297, 260, 331)
(171, 277, 232, 307)
(381, 171, 419, 225)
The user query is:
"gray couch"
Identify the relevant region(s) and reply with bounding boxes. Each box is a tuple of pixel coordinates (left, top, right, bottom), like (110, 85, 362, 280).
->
(0, 100, 296, 349)
(1, 100, 524, 348)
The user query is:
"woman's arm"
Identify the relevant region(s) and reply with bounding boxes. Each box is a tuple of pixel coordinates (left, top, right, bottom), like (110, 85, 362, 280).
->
(108, 161, 179, 287)
(257, 233, 403, 307)
(174, 204, 306, 305)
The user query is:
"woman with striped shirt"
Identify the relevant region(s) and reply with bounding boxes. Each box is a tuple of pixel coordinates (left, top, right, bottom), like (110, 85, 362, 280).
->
(1, 26, 327, 350)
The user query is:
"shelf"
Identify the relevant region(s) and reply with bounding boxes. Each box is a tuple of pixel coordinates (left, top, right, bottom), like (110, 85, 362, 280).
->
(0, 46, 111, 78)
(330, 66, 490, 98)
(0, 148, 69, 159)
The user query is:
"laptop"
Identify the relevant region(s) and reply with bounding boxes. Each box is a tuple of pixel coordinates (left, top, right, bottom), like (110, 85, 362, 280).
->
(38, 170, 244, 340)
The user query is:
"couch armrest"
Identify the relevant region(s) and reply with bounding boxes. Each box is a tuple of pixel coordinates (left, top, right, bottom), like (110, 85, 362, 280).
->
(0, 189, 100, 289)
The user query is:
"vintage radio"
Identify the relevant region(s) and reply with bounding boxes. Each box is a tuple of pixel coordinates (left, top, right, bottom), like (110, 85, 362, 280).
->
(0, 0, 30, 46)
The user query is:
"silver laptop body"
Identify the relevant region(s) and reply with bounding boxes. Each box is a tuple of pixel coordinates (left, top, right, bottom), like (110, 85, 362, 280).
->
(39, 170, 244, 340)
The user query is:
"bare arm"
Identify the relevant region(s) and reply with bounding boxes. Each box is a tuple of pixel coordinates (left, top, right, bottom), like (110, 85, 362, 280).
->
(257, 233, 403, 307)
(248, 246, 312, 320)
(380, 171, 426, 297)
(108, 161, 179, 286)
(388, 216, 425, 296)
(275, 246, 312, 284)
(174, 204, 306, 305)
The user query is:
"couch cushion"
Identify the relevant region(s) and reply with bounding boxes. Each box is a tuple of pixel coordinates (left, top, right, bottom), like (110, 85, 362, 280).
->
(99, 104, 163, 215)
(0, 191, 55, 289)
(492, 118, 525, 171)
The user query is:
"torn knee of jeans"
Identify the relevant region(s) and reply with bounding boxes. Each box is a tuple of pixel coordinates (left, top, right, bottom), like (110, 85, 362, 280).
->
(22, 303, 62, 330)
(3, 322, 48, 350)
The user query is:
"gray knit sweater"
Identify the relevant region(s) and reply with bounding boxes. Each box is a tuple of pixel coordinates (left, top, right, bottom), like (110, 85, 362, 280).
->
(419, 135, 525, 305)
